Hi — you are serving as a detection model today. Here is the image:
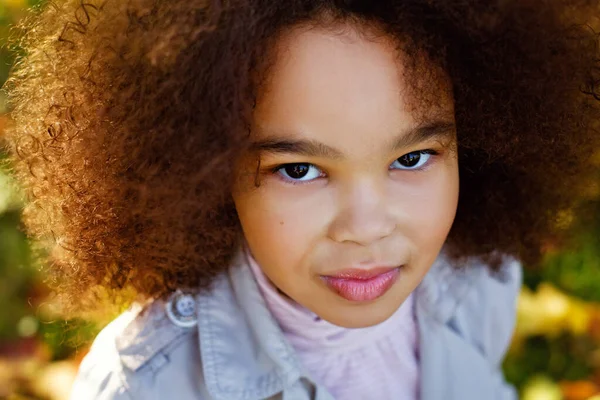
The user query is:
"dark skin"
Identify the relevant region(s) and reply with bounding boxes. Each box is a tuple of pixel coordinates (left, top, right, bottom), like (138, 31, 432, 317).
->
(2, 0, 600, 315)
(233, 26, 459, 328)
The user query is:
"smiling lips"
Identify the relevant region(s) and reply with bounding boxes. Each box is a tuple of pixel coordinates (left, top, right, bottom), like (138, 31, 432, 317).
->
(320, 266, 401, 302)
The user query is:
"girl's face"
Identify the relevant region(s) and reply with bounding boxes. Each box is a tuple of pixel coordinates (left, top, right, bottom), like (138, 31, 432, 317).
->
(233, 25, 459, 328)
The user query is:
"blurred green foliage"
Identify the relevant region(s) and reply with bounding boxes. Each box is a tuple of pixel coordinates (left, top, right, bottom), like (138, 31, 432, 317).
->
(0, 0, 100, 376)
(526, 235, 600, 303)
(505, 333, 597, 390)
(0, 0, 39, 334)
(503, 201, 600, 398)
(0, 207, 34, 341)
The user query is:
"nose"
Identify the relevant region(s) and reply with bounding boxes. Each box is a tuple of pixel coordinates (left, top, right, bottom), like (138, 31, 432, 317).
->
(328, 179, 396, 246)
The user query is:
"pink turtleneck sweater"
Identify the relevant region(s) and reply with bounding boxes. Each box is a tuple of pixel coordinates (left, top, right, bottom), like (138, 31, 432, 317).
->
(246, 252, 420, 400)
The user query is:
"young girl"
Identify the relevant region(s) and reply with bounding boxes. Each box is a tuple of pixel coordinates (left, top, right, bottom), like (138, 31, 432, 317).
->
(3, 0, 600, 399)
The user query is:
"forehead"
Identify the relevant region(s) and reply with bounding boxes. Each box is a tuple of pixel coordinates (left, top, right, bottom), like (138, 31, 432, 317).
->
(253, 24, 454, 147)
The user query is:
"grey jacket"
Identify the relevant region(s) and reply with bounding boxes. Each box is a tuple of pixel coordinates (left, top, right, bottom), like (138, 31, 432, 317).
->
(69, 250, 522, 400)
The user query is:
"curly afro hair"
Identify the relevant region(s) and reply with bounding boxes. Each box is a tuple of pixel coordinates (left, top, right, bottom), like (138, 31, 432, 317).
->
(2, 0, 600, 313)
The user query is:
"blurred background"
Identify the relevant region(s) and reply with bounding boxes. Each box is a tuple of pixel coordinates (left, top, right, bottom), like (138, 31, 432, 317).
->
(3, 1, 600, 399)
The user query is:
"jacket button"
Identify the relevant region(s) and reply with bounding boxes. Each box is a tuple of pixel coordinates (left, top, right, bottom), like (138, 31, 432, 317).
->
(165, 290, 198, 328)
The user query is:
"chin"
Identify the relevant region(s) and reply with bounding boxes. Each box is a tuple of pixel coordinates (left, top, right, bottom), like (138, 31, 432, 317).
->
(317, 301, 402, 329)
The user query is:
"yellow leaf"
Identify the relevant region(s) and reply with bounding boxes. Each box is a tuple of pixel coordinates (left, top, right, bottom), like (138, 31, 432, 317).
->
(1, 0, 27, 8)
(523, 376, 563, 400)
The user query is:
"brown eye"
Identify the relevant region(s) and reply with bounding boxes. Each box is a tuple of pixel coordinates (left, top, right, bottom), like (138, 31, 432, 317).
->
(391, 151, 434, 170)
(400, 152, 421, 167)
(276, 163, 323, 182)
(285, 163, 310, 179)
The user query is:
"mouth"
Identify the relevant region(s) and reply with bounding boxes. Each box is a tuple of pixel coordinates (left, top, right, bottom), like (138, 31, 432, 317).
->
(320, 266, 401, 302)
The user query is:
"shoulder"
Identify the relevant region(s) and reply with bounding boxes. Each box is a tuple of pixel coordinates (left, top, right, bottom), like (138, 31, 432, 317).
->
(70, 296, 203, 400)
(417, 253, 522, 366)
(452, 255, 522, 366)
(69, 307, 137, 400)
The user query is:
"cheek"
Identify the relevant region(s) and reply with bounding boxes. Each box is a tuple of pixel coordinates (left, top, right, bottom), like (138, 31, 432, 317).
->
(395, 163, 459, 251)
(233, 184, 332, 268)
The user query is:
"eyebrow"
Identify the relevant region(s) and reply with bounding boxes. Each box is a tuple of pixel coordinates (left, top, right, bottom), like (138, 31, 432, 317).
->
(251, 120, 456, 159)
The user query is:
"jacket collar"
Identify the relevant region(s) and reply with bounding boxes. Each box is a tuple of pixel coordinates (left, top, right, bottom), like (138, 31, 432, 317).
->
(196, 248, 479, 400)
(414, 250, 479, 324)
(197, 249, 305, 400)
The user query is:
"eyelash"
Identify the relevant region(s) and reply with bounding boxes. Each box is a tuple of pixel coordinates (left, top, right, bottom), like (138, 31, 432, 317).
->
(270, 149, 440, 185)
